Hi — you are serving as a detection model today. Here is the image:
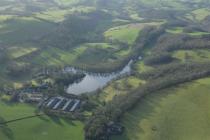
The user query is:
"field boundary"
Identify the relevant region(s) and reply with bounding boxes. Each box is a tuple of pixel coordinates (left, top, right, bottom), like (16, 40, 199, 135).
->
(0, 114, 44, 125)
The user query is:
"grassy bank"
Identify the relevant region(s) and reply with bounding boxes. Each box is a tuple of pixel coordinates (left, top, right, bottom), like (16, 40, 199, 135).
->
(112, 77, 210, 140)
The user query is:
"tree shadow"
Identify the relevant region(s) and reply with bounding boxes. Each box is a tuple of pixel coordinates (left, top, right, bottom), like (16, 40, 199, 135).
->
(63, 119, 76, 126)
(0, 116, 14, 140)
(48, 115, 63, 126)
(37, 115, 50, 122)
(114, 91, 174, 140)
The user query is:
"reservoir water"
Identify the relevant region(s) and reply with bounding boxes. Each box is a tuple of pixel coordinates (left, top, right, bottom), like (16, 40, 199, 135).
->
(66, 60, 133, 95)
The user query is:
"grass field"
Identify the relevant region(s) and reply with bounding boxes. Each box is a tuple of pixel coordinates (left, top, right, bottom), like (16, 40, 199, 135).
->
(104, 23, 159, 45)
(134, 61, 153, 73)
(99, 76, 145, 102)
(34, 9, 71, 22)
(191, 8, 210, 21)
(0, 15, 14, 23)
(0, 100, 84, 140)
(31, 46, 86, 66)
(33, 6, 95, 23)
(7, 46, 38, 59)
(166, 27, 210, 36)
(112, 77, 210, 140)
(30, 43, 121, 67)
(55, 0, 81, 6)
(104, 22, 163, 45)
(173, 49, 210, 62)
(104, 23, 142, 45)
(137, 0, 188, 9)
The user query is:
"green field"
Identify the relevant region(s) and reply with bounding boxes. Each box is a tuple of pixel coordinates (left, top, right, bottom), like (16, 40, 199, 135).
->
(99, 76, 145, 102)
(134, 61, 153, 73)
(31, 46, 86, 66)
(191, 8, 210, 21)
(104, 23, 143, 45)
(33, 6, 95, 23)
(7, 46, 38, 59)
(30, 43, 122, 67)
(104, 22, 163, 45)
(173, 49, 210, 62)
(0, 101, 84, 140)
(166, 27, 210, 36)
(112, 77, 210, 140)
(55, 0, 81, 6)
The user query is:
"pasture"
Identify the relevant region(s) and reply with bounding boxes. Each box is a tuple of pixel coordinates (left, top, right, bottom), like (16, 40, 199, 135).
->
(30, 43, 120, 67)
(0, 100, 84, 140)
(99, 76, 145, 102)
(104, 22, 163, 45)
(173, 49, 210, 62)
(134, 61, 153, 73)
(166, 27, 210, 36)
(104, 23, 142, 45)
(7, 46, 38, 59)
(111, 77, 210, 140)
(191, 8, 210, 22)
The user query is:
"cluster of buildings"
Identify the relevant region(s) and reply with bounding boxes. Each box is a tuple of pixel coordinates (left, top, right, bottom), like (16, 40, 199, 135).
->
(19, 94, 82, 113)
(19, 93, 44, 103)
(43, 96, 81, 112)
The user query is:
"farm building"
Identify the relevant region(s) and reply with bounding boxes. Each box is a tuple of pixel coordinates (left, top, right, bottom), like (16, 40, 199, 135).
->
(19, 93, 43, 103)
(44, 96, 81, 112)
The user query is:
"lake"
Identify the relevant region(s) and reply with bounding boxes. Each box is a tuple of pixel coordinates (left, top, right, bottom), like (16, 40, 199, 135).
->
(66, 60, 133, 95)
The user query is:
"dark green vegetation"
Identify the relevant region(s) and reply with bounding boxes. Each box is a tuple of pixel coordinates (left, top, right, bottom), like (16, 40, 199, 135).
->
(1, 0, 210, 140)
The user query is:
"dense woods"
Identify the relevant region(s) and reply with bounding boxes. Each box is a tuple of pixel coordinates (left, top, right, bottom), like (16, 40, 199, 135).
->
(144, 52, 174, 65)
(43, 10, 113, 49)
(53, 72, 85, 86)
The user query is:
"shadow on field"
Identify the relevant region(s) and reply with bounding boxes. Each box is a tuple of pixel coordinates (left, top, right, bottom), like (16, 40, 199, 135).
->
(48, 115, 63, 126)
(37, 114, 50, 122)
(0, 116, 14, 140)
(64, 119, 76, 126)
(1, 100, 18, 107)
(116, 89, 177, 140)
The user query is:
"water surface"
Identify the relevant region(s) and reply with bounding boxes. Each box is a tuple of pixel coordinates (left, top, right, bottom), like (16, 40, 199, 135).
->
(66, 61, 133, 95)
